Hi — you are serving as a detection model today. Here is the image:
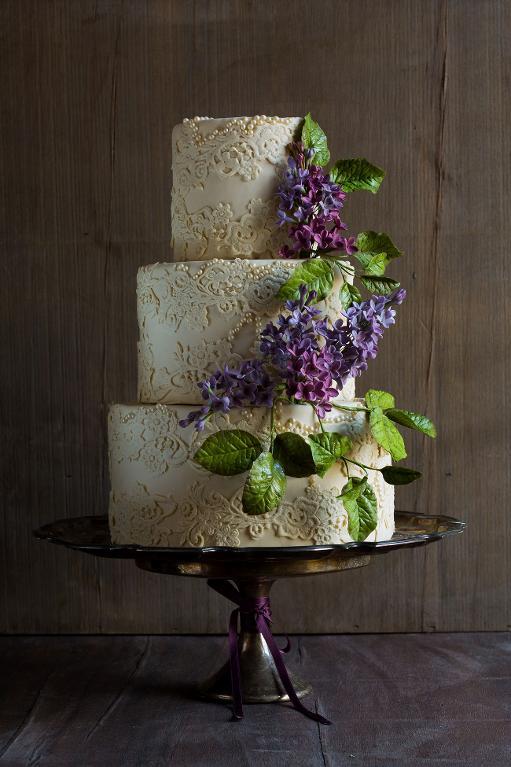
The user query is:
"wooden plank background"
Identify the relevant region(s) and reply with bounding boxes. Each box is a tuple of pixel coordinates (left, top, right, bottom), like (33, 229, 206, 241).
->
(1, 0, 509, 633)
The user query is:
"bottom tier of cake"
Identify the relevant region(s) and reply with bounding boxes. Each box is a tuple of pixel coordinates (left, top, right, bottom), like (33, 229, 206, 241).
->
(108, 402, 395, 547)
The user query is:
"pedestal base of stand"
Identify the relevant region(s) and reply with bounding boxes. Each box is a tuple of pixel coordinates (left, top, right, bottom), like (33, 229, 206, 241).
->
(197, 577, 312, 706)
(198, 631, 312, 704)
(34, 513, 466, 723)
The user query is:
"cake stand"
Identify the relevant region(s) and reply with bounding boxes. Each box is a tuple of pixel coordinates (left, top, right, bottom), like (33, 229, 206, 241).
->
(34, 510, 465, 724)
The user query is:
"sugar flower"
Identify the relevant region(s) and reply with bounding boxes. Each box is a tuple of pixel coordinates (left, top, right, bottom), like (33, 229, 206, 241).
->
(276, 142, 350, 258)
(179, 359, 275, 431)
(181, 285, 405, 431)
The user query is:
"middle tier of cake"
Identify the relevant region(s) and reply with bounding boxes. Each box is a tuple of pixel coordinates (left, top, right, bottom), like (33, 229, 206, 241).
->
(108, 401, 394, 548)
(137, 258, 356, 404)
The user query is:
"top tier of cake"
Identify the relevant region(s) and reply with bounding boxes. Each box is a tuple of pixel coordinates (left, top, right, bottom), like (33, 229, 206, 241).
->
(171, 116, 302, 262)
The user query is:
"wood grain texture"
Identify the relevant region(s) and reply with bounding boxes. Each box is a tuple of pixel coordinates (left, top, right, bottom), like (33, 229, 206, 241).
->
(0, 0, 509, 632)
(0, 634, 510, 765)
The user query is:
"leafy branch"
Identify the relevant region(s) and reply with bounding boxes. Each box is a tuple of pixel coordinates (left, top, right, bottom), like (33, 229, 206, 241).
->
(278, 230, 403, 307)
(192, 387, 434, 522)
(277, 114, 402, 307)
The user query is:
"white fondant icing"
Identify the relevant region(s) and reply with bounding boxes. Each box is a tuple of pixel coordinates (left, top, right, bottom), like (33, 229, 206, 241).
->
(108, 401, 394, 547)
(171, 116, 302, 261)
(137, 258, 356, 404)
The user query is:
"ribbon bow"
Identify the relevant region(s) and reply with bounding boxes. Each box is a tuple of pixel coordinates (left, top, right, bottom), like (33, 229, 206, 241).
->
(208, 579, 330, 725)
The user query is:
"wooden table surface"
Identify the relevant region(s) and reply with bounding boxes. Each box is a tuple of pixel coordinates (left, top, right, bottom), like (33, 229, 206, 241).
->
(0, 634, 509, 766)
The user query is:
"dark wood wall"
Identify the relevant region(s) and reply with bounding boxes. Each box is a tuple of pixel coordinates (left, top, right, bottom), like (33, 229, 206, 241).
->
(1, 0, 509, 633)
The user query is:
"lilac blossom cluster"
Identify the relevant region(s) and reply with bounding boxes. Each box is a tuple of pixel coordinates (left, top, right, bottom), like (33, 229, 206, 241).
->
(322, 288, 407, 384)
(180, 285, 406, 431)
(277, 143, 356, 258)
(260, 286, 406, 416)
(178, 360, 275, 432)
(260, 285, 337, 417)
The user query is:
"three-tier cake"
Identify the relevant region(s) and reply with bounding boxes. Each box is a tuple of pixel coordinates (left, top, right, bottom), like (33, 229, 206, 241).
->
(108, 116, 395, 547)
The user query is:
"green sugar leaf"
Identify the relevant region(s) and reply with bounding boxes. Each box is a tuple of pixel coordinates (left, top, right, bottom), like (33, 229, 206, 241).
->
(308, 433, 353, 477)
(350, 250, 373, 270)
(365, 389, 396, 410)
(386, 409, 437, 438)
(194, 430, 263, 475)
(361, 275, 401, 295)
(361, 253, 391, 277)
(354, 232, 402, 279)
(356, 231, 402, 260)
(301, 113, 330, 166)
(277, 259, 334, 302)
(341, 475, 367, 502)
(339, 281, 362, 310)
(369, 407, 407, 462)
(242, 452, 287, 516)
(329, 158, 385, 193)
(380, 466, 422, 485)
(273, 432, 316, 478)
(341, 478, 378, 541)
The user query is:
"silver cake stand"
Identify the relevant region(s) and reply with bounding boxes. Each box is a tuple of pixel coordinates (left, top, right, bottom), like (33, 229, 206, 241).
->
(34, 511, 465, 724)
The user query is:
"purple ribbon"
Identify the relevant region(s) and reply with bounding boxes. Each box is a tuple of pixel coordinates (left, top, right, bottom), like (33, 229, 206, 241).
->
(207, 579, 330, 725)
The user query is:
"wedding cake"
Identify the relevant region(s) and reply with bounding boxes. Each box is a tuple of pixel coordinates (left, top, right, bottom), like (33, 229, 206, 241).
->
(108, 115, 434, 547)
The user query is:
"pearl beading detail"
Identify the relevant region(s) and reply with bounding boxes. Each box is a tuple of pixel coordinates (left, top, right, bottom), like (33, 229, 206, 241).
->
(182, 115, 295, 145)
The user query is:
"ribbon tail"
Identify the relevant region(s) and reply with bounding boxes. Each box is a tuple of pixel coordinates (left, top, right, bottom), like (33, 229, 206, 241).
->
(279, 636, 292, 654)
(228, 607, 243, 720)
(207, 578, 329, 724)
(256, 617, 331, 725)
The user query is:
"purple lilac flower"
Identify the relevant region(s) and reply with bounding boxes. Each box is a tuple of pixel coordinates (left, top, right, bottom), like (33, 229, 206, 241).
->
(318, 288, 407, 385)
(286, 348, 338, 417)
(260, 285, 322, 367)
(279, 244, 296, 259)
(341, 236, 357, 255)
(179, 359, 275, 431)
(261, 284, 406, 407)
(260, 285, 340, 416)
(180, 285, 406, 432)
(277, 143, 350, 258)
(178, 405, 211, 432)
(346, 288, 406, 348)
